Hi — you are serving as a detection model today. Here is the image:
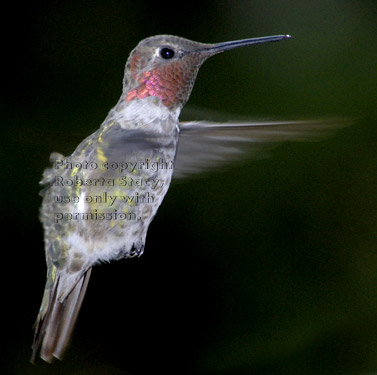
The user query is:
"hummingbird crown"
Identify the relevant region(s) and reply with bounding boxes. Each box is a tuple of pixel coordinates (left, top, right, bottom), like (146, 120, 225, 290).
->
(123, 35, 212, 109)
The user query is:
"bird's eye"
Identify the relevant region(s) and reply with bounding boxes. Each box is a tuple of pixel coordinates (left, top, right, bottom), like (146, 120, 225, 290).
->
(160, 47, 175, 59)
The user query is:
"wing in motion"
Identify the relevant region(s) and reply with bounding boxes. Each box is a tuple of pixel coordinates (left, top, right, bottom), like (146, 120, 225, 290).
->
(174, 119, 351, 179)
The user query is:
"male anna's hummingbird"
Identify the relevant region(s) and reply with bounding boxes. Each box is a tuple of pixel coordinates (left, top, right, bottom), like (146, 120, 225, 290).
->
(32, 33, 340, 363)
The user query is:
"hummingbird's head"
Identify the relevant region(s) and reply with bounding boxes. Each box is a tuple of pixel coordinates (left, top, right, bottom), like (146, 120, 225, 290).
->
(123, 34, 291, 110)
(123, 35, 212, 110)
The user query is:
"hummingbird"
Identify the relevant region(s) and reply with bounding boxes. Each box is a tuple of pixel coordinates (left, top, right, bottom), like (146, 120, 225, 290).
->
(32, 33, 341, 363)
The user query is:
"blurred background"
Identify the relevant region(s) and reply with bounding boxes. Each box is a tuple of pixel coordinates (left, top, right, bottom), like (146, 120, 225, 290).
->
(1, 1, 377, 374)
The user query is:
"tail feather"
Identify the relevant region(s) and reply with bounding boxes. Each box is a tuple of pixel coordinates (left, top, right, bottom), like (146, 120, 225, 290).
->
(31, 268, 92, 363)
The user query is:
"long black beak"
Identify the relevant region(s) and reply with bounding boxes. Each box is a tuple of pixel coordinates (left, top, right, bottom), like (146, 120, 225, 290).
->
(199, 34, 291, 54)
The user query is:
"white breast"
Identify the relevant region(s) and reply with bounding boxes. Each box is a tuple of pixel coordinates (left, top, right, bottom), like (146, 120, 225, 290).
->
(113, 96, 181, 131)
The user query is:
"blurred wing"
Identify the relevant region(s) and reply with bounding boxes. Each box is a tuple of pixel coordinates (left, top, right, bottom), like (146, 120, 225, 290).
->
(174, 118, 350, 179)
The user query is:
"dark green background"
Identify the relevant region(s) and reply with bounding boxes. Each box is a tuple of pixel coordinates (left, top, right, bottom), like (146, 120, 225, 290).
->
(2, 1, 377, 374)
